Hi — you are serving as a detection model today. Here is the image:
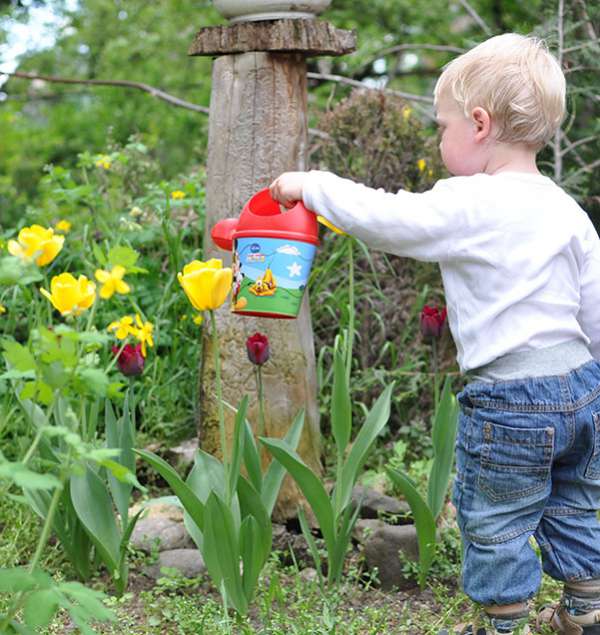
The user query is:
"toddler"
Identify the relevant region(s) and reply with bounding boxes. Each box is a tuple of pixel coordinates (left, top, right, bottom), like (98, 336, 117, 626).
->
(270, 33, 600, 634)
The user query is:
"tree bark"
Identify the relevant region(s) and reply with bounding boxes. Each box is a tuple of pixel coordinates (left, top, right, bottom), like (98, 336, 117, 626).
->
(200, 52, 321, 521)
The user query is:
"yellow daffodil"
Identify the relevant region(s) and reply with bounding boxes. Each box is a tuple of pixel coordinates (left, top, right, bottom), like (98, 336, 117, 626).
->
(132, 314, 154, 357)
(96, 155, 111, 170)
(7, 224, 65, 267)
(171, 190, 185, 200)
(193, 314, 204, 326)
(40, 273, 96, 316)
(95, 265, 131, 300)
(0, 304, 6, 315)
(107, 315, 135, 340)
(55, 219, 72, 233)
(177, 259, 232, 312)
(317, 215, 348, 236)
(417, 159, 427, 173)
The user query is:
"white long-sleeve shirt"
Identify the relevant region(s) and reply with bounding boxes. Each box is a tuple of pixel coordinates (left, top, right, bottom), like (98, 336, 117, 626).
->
(303, 170, 600, 372)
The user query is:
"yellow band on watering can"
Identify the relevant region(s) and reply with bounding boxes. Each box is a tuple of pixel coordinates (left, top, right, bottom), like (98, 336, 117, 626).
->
(317, 215, 347, 236)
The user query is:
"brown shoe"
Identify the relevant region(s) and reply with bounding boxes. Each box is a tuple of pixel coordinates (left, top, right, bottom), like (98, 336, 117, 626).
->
(537, 605, 600, 633)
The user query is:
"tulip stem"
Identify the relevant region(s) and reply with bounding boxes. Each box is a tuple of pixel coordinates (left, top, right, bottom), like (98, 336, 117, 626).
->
(210, 310, 228, 476)
(257, 366, 266, 439)
(432, 339, 440, 413)
(346, 238, 355, 385)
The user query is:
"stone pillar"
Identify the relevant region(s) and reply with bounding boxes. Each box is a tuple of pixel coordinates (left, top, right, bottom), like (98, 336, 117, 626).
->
(189, 19, 355, 521)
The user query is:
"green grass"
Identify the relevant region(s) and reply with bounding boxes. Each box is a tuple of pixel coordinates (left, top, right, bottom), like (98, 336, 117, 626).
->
(0, 489, 564, 635)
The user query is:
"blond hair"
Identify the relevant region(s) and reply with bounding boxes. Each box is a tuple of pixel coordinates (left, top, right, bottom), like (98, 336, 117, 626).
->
(434, 33, 566, 150)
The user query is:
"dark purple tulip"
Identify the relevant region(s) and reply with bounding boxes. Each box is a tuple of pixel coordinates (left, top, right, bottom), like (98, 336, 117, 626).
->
(420, 305, 447, 340)
(246, 333, 270, 366)
(112, 343, 145, 377)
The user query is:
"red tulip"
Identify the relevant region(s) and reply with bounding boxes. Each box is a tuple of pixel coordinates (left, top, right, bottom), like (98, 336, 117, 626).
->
(246, 333, 270, 366)
(420, 305, 447, 340)
(112, 343, 145, 377)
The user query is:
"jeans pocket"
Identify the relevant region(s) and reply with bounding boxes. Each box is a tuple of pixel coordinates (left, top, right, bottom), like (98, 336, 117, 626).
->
(584, 413, 600, 479)
(478, 420, 554, 503)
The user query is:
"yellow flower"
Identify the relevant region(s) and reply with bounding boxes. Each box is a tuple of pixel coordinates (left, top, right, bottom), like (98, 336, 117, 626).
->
(317, 215, 348, 236)
(95, 266, 131, 300)
(417, 159, 427, 173)
(40, 273, 96, 316)
(96, 155, 111, 170)
(171, 190, 185, 200)
(193, 314, 204, 326)
(403, 106, 412, 121)
(129, 206, 143, 218)
(55, 220, 72, 233)
(132, 314, 154, 357)
(0, 304, 6, 315)
(107, 315, 135, 340)
(7, 224, 65, 267)
(177, 259, 233, 312)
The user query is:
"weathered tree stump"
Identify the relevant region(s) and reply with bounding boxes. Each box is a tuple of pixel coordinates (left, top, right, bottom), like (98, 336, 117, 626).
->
(191, 19, 356, 521)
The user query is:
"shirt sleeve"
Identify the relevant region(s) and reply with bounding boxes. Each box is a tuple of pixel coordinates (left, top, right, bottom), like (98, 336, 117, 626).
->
(302, 170, 468, 262)
(577, 224, 600, 359)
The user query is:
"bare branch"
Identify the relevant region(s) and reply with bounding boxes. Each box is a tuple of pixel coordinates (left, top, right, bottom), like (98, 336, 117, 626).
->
(457, 0, 493, 35)
(554, 0, 565, 183)
(0, 68, 331, 139)
(564, 41, 600, 54)
(575, 0, 597, 41)
(560, 134, 599, 157)
(307, 72, 434, 104)
(563, 158, 600, 186)
(0, 70, 210, 114)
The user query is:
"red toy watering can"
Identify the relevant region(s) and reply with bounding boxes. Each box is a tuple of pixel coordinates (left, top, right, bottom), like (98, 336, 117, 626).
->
(211, 188, 320, 319)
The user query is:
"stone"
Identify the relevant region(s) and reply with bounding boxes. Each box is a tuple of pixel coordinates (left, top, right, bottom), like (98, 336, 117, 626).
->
(164, 438, 198, 476)
(363, 523, 419, 590)
(351, 484, 411, 520)
(146, 549, 206, 580)
(299, 567, 319, 582)
(352, 518, 387, 545)
(130, 504, 194, 553)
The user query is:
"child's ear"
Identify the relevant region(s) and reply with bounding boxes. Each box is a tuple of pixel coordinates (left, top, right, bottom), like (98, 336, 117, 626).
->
(471, 107, 492, 142)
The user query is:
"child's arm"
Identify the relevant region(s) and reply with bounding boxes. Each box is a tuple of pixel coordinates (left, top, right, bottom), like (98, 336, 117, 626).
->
(270, 170, 467, 263)
(577, 226, 600, 359)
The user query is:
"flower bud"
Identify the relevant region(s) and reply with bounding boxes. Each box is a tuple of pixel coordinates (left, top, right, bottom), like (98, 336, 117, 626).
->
(112, 343, 145, 377)
(420, 305, 447, 340)
(246, 333, 270, 366)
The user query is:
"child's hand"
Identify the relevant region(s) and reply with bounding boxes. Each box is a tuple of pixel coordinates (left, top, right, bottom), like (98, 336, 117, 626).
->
(269, 172, 308, 209)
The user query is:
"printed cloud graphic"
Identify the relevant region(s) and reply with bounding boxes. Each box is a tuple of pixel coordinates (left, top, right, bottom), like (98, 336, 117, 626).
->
(276, 244, 301, 256)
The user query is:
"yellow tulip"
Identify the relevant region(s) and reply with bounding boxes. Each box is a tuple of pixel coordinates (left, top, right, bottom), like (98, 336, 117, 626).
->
(55, 220, 72, 233)
(317, 215, 348, 236)
(95, 265, 131, 300)
(177, 259, 232, 312)
(40, 273, 96, 316)
(7, 224, 64, 267)
(108, 315, 135, 340)
(132, 314, 154, 357)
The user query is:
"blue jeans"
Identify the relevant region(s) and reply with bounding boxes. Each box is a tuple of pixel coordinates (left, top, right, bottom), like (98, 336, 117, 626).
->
(454, 359, 600, 606)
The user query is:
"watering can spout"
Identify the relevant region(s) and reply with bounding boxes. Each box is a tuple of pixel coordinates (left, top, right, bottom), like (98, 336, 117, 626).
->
(211, 218, 239, 252)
